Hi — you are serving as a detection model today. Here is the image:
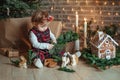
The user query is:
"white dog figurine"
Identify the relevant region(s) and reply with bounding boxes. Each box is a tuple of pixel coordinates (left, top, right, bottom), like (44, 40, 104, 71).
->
(61, 52, 70, 67)
(61, 52, 79, 67)
(67, 52, 78, 66)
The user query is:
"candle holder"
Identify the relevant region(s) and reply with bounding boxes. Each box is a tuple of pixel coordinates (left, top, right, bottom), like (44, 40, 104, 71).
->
(75, 26, 79, 33)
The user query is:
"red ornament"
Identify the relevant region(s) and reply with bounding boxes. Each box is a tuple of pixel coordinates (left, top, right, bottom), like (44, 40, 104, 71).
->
(47, 16, 54, 21)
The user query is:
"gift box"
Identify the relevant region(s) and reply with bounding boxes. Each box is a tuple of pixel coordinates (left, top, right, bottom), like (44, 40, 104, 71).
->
(0, 48, 10, 56)
(7, 49, 19, 57)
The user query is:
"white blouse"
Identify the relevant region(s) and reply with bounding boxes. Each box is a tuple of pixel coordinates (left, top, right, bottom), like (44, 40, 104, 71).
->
(29, 29, 56, 49)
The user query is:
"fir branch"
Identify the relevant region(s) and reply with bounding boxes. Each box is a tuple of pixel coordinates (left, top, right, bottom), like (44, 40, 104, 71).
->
(58, 67, 75, 73)
(9, 58, 20, 66)
(27, 50, 36, 65)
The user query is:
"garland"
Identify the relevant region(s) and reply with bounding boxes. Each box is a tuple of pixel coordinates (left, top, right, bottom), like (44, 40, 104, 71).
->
(81, 48, 120, 70)
(49, 31, 79, 62)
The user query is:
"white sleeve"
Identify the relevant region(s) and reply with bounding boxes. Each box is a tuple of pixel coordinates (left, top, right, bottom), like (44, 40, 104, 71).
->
(50, 29, 56, 41)
(29, 31, 49, 49)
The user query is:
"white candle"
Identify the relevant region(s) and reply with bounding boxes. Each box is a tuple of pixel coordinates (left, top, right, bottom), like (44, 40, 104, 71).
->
(75, 39, 80, 50)
(84, 18, 87, 36)
(76, 11, 78, 27)
(84, 18, 87, 48)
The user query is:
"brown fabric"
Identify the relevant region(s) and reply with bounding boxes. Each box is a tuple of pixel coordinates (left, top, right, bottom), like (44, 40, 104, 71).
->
(49, 21, 62, 38)
(0, 17, 62, 53)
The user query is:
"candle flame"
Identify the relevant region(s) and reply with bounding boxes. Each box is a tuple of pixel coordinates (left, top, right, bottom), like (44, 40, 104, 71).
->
(51, 6, 54, 10)
(67, 16, 70, 20)
(112, 2, 115, 6)
(104, 1, 107, 5)
(94, 20, 97, 23)
(81, 8, 83, 12)
(72, 8, 74, 11)
(76, 11, 78, 15)
(115, 12, 119, 16)
(67, 0, 69, 3)
(62, 8, 65, 11)
(72, 25, 75, 28)
(96, 1, 99, 4)
(84, 18, 87, 21)
(102, 21, 104, 24)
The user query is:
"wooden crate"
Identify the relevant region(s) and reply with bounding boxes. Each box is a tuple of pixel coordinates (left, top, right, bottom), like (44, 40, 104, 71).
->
(7, 49, 19, 58)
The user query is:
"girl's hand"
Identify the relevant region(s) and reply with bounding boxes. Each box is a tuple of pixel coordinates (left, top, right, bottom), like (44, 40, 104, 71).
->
(47, 44, 54, 50)
(53, 39, 57, 44)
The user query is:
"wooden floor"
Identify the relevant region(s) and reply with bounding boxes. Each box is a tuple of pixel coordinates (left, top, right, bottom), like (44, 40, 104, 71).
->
(0, 54, 120, 80)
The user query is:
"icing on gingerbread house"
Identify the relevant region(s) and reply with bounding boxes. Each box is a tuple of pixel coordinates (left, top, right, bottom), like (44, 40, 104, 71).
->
(90, 31, 118, 59)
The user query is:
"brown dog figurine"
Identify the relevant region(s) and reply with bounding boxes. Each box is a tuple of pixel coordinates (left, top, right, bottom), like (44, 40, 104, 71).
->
(44, 58, 57, 68)
(19, 55, 27, 68)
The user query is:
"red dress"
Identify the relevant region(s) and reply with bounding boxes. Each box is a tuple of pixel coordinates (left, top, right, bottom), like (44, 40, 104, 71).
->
(30, 27, 51, 62)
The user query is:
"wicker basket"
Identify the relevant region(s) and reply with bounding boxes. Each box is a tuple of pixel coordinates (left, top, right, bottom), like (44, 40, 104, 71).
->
(65, 41, 75, 54)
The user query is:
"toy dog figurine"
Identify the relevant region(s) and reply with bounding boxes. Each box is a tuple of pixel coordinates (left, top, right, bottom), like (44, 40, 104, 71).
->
(61, 52, 70, 67)
(19, 56, 27, 69)
(61, 52, 79, 67)
(67, 52, 78, 66)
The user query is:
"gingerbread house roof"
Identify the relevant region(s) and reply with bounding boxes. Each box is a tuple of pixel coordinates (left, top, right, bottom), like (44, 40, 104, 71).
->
(90, 31, 119, 48)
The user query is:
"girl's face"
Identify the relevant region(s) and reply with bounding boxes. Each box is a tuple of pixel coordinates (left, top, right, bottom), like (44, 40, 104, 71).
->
(39, 18, 48, 27)
(37, 16, 53, 28)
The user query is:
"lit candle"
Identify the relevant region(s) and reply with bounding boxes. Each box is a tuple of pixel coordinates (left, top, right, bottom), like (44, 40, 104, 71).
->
(84, 18, 87, 48)
(76, 11, 78, 27)
(75, 11, 79, 33)
(84, 18, 87, 36)
(75, 11, 80, 56)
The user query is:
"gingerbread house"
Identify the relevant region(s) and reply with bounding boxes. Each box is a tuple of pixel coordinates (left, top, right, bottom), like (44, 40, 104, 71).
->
(90, 31, 118, 59)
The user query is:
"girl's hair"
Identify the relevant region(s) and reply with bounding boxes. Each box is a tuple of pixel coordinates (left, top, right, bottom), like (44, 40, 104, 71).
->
(31, 10, 49, 24)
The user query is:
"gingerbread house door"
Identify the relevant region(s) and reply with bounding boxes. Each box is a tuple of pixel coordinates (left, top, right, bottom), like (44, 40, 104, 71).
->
(105, 49, 112, 60)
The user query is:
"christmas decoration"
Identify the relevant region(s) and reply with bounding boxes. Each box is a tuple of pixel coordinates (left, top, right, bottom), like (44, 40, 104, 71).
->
(82, 48, 120, 70)
(7, 49, 19, 58)
(19, 55, 27, 68)
(80, 19, 120, 70)
(61, 52, 79, 67)
(61, 52, 70, 68)
(44, 58, 57, 68)
(10, 55, 27, 68)
(90, 31, 118, 59)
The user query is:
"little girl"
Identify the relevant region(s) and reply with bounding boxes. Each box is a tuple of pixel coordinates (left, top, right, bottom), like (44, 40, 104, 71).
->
(29, 10, 57, 68)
